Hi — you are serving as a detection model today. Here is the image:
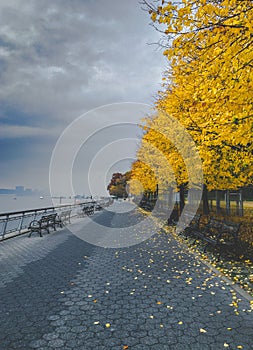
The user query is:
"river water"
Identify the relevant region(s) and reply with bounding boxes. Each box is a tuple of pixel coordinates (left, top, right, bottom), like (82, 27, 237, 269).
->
(0, 195, 77, 214)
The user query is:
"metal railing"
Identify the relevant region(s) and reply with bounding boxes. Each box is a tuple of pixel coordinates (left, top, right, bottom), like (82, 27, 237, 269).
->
(0, 200, 106, 240)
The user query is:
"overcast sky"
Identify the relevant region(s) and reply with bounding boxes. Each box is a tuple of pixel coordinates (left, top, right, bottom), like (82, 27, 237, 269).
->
(0, 0, 166, 196)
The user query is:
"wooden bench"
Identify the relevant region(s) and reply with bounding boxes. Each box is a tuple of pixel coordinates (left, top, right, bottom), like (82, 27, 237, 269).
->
(82, 203, 95, 216)
(95, 203, 103, 211)
(28, 213, 57, 237)
(179, 212, 201, 237)
(56, 210, 71, 227)
(189, 217, 241, 256)
(139, 199, 155, 212)
(142, 203, 153, 211)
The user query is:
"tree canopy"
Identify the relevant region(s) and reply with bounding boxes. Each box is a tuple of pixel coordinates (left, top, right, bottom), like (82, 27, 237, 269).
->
(107, 172, 132, 198)
(130, 0, 253, 196)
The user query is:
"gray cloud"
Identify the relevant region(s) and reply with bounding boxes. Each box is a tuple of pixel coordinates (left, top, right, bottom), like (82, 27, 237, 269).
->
(0, 0, 165, 192)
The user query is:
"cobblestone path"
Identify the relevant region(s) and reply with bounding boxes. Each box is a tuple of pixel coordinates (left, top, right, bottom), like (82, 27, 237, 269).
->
(0, 203, 252, 350)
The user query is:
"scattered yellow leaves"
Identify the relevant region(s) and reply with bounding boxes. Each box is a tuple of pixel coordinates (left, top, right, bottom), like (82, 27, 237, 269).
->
(186, 277, 192, 284)
(199, 328, 207, 333)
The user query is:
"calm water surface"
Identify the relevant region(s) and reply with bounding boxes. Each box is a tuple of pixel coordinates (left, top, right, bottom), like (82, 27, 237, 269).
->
(0, 195, 76, 214)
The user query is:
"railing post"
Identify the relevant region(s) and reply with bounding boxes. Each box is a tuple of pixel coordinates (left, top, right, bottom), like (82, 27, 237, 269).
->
(34, 210, 38, 221)
(18, 212, 25, 233)
(2, 214, 9, 240)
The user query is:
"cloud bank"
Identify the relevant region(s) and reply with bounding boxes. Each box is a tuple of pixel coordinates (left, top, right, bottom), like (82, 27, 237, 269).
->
(0, 0, 165, 193)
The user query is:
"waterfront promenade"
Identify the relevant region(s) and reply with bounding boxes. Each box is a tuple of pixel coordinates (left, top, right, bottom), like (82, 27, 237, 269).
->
(0, 202, 252, 349)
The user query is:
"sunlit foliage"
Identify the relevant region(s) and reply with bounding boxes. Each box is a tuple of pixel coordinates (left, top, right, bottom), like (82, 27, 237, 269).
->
(132, 0, 253, 193)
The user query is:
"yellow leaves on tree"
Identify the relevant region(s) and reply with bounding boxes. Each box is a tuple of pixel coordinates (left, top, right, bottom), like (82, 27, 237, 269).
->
(132, 0, 253, 193)
(130, 159, 157, 194)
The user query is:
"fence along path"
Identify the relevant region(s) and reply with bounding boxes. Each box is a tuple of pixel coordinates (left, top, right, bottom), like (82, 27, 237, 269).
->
(0, 199, 111, 240)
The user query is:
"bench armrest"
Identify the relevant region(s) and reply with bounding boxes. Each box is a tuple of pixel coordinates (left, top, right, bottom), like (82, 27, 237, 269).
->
(29, 220, 40, 227)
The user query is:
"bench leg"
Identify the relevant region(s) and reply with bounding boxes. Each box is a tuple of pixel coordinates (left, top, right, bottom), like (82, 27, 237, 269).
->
(28, 230, 43, 238)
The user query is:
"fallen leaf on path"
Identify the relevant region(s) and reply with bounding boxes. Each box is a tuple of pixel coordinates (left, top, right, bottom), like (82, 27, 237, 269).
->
(200, 328, 207, 333)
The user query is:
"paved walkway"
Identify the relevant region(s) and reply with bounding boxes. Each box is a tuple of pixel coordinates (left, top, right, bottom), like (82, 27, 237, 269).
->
(0, 203, 253, 350)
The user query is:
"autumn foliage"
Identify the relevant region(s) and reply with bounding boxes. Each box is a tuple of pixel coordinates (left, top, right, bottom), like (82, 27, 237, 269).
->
(131, 0, 253, 197)
(107, 172, 131, 198)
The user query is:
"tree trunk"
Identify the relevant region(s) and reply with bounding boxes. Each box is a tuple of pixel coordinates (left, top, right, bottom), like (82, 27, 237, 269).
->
(179, 185, 185, 214)
(168, 187, 173, 210)
(216, 190, 221, 213)
(167, 187, 178, 225)
(202, 184, 209, 215)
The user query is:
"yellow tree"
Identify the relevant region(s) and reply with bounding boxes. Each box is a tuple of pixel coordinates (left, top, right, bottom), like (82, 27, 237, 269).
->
(135, 0, 253, 212)
(131, 112, 204, 212)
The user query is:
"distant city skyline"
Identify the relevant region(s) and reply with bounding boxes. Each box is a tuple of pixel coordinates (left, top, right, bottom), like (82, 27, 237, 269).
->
(0, 185, 41, 196)
(0, 185, 100, 198)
